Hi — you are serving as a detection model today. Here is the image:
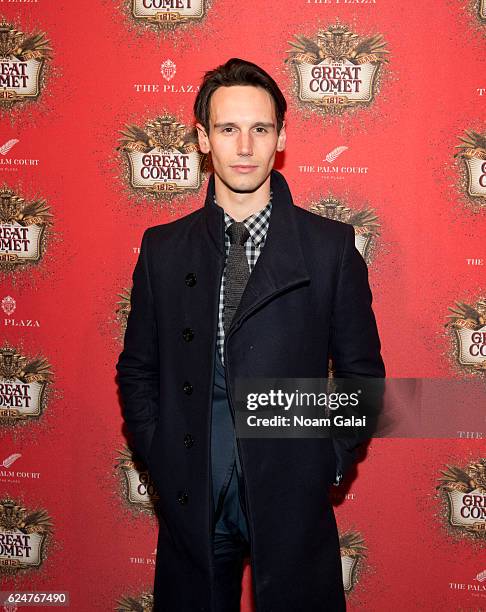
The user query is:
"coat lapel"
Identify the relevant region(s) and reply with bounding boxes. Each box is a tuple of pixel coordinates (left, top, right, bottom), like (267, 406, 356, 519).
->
(202, 169, 310, 335)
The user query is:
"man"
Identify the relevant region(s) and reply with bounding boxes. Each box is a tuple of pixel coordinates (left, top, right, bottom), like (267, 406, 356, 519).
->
(116, 57, 385, 612)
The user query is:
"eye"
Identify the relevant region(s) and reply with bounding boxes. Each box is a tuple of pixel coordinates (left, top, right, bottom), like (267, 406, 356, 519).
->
(222, 127, 234, 133)
(255, 127, 268, 133)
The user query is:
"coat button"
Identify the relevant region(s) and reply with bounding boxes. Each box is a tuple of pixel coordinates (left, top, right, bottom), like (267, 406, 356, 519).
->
(177, 491, 189, 505)
(182, 327, 194, 342)
(183, 381, 193, 395)
(183, 434, 194, 448)
(185, 273, 197, 287)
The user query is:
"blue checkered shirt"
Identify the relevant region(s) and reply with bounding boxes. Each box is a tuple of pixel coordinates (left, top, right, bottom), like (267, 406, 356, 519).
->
(216, 192, 273, 366)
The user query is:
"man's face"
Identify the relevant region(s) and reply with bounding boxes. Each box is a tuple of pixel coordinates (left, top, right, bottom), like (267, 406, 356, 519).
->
(196, 85, 286, 194)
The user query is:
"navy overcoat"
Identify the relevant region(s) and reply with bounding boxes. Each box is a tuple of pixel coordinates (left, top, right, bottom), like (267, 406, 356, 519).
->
(116, 169, 385, 611)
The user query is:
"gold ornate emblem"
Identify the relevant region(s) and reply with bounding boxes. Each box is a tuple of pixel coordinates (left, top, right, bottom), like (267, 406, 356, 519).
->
(0, 497, 52, 574)
(130, 0, 206, 29)
(0, 185, 53, 273)
(0, 345, 52, 425)
(116, 591, 153, 611)
(455, 130, 486, 203)
(310, 196, 380, 263)
(115, 446, 159, 514)
(475, 0, 486, 21)
(285, 24, 389, 116)
(437, 459, 486, 541)
(446, 297, 486, 375)
(0, 19, 52, 110)
(118, 113, 204, 200)
(115, 287, 131, 343)
(339, 530, 367, 592)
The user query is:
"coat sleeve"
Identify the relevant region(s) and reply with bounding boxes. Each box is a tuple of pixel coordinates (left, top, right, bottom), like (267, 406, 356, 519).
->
(329, 223, 386, 482)
(116, 228, 159, 466)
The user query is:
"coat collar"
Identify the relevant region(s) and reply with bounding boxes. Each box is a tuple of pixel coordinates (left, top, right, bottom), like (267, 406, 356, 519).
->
(203, 169, 310, 334)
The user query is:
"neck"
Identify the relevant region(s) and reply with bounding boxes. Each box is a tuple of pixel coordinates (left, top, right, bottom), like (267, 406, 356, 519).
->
(213, 172, 271, 221)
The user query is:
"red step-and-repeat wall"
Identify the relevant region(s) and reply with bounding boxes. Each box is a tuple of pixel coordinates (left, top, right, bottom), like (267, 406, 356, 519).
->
(1, 1, 485, 610)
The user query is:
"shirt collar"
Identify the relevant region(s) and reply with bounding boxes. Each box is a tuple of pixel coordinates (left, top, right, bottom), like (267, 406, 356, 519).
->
(214, 191, 273, 248)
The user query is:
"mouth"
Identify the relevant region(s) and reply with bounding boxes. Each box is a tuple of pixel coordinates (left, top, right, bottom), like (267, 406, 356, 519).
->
(231, 165, 258, 174)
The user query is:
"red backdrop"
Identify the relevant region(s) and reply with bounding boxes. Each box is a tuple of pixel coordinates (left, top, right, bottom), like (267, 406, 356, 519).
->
(1, 1, 485, 610)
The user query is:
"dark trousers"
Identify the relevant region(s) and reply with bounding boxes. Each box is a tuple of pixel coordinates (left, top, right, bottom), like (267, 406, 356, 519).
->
(212, 462, 250, 612)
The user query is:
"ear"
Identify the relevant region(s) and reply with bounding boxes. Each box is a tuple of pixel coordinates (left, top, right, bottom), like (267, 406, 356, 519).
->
(276, 120, 286, 152)
(196, 122, 210, 154)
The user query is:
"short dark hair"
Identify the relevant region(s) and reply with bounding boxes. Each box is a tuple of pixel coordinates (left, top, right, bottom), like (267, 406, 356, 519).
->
(194, 58, 287, 135)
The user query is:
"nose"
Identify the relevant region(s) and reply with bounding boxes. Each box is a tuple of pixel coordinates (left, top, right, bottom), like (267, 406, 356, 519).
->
(237, 130, 253, 156)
